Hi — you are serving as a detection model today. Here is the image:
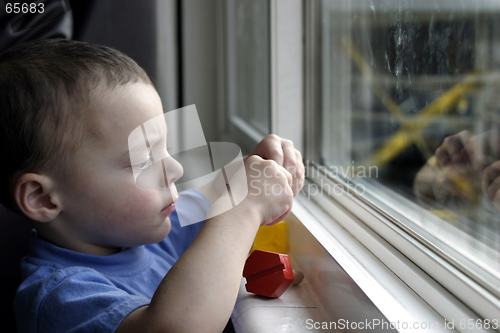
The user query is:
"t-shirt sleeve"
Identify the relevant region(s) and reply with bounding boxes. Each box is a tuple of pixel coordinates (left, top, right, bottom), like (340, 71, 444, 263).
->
(165, 189, 211, 256)
(15, 267, 150, 333)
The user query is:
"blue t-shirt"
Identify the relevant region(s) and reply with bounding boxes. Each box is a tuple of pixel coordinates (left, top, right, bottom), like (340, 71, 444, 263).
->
(14, 189, 210, 333)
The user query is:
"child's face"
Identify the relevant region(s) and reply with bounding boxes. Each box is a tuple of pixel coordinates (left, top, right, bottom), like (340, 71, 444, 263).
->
(54, 83, 183, 254)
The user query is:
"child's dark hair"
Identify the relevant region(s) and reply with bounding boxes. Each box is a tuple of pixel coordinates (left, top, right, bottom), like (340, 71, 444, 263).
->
(0, 38, 152, 213)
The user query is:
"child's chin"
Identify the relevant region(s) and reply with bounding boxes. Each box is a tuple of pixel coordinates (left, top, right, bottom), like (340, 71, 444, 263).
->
(142, 216, 172, 245)
(156, 217, 172, 240)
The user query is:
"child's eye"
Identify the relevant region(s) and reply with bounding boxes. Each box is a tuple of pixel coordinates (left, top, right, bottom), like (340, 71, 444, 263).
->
(132, 157, 153, 170)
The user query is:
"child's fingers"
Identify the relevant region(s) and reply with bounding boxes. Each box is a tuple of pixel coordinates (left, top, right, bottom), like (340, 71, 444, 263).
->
(436, 167, 467, 199)
(464, 134, 488, 171)
(487, 177, 500, 202)
(281, 139, 302, 192)
(435, 130, 472, 167)
(277, 164, 293, 189)
(294, 149, 305, 194)
(260, 134, 284, 166)
(436, 135, 463, 166)
(435, 146, 452, 166)
(282, 139, 297, 174)
(482, 161, 500, 200)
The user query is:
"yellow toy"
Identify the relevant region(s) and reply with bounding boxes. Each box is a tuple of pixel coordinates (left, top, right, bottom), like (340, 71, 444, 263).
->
(250, 220, 288, 254)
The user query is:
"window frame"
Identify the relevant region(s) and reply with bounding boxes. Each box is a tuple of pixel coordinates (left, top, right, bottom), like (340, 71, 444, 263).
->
(217, 0, 270, 154)
(217, 0, 303, 153)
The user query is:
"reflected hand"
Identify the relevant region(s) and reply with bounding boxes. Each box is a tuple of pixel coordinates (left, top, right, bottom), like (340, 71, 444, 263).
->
(435, 130, 473, 167)
(435, 130, 492, 172)
(414, 130, 482, 202)
(482, 161, 500, 210)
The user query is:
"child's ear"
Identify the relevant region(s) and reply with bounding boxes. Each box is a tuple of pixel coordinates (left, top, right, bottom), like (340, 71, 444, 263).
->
(14, 173, 62, 222)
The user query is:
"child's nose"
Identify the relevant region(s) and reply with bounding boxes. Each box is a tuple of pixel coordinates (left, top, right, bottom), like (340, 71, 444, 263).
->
(163, 155, 183, 185)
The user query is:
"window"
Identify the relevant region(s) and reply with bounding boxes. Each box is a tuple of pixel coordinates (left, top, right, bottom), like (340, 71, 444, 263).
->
(314, 0, 500, 303)
(220, 0, 271, 152)
(214, 0, 500, 327)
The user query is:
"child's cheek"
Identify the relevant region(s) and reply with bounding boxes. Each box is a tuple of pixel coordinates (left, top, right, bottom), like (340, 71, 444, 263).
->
(122, 188, 159, 217)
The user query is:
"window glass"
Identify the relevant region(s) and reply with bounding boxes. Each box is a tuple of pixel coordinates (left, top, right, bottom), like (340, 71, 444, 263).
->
(227, 0, 270, 136)
(319, 0, 500, 291)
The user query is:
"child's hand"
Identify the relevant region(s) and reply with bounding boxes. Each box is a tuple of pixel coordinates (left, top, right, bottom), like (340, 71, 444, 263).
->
(247, 134, 305, 196)
(244, 155, 294, 226)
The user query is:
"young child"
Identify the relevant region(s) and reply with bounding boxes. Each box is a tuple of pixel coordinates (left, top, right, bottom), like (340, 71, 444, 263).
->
(0, 38, 304, 333)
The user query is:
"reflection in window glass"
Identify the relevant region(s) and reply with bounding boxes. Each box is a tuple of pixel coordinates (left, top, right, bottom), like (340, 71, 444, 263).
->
(320, 0, 500, 290)
(227, 0, 270, 136)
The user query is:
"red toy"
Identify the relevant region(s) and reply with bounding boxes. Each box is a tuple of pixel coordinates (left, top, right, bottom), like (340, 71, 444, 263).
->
(243, 250, 295, 298)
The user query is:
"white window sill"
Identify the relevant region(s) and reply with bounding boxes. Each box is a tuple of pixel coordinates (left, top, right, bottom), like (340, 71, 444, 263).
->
(231, 278, 328, 333)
